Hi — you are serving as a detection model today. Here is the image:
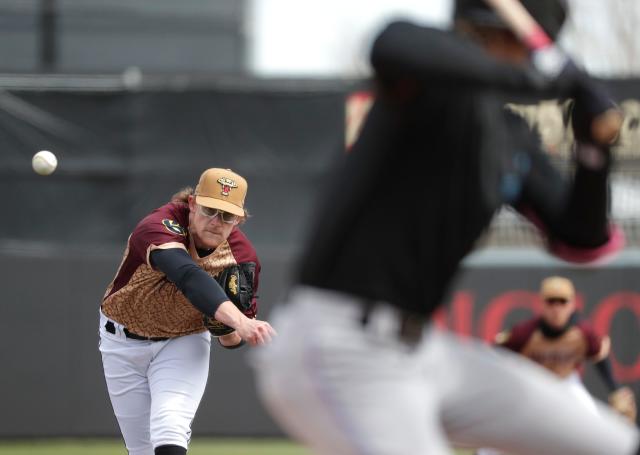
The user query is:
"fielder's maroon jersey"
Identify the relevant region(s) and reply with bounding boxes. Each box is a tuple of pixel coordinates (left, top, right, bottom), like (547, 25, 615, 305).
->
(498, 316, 603, 378)
(101, 201, 260, 338)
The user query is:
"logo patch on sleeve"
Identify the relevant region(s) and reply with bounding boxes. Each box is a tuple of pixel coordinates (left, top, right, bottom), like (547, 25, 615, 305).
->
(162, 219, 187, 236)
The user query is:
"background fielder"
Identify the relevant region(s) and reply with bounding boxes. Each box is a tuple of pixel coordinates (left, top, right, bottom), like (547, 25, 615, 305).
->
(497, 276, 637, 422)
(477, 276, 637, 455)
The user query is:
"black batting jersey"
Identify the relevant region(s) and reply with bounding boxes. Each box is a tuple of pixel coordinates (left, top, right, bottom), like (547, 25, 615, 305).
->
(297, 21, 616, 318)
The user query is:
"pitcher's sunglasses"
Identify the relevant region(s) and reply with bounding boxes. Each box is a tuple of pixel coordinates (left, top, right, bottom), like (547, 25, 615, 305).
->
(544, 297, 569, 306)
(198, 205, 239, 224)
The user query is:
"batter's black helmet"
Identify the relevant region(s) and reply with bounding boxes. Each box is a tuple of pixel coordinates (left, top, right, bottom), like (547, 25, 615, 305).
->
(454, 0, 568, 41)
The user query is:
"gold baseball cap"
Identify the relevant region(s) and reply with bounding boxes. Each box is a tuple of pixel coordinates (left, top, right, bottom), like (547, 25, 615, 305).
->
(540, 276, 575, 300)
(194, 168, 247, 216)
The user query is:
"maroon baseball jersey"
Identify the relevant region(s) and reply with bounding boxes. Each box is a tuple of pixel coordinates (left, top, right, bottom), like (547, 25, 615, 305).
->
(497, 316, 603, 378)
(101, 201, 260, 338)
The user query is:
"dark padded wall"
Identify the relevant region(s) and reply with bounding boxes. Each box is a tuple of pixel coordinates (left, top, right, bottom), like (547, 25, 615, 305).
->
(0, 88, 347, 246)
(1, 248, 638, 436)
(0, 83, 347, 437)
(0, 246, 295, 437)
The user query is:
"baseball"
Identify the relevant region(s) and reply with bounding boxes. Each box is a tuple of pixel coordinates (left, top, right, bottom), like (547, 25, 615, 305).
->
(32, 150, 58, 176)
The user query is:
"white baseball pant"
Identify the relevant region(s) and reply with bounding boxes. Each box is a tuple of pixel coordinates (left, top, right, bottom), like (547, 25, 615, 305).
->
(252, 286, 640, 455)
(476, 372, 601, 455)
(99, 311, 211, 455)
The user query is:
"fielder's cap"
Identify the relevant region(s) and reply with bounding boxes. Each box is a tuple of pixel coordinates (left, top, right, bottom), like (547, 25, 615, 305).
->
(194, 168, 247, 217)
(540, 276, 575, 300)
(454, 0, 568, 41)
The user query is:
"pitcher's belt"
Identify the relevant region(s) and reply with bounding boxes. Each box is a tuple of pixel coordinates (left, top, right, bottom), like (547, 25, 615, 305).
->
(104, 320, 169, 342)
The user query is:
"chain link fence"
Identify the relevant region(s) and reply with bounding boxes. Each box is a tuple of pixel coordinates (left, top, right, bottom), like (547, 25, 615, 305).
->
(481, 99, 640, 248)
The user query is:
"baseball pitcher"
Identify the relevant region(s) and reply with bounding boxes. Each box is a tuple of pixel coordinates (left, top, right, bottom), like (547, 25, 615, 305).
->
(99, 168, 275, 455)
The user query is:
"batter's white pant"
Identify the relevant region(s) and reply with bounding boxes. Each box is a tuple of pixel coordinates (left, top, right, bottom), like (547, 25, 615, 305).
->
(252, 286, 640, 455)
(99, 311, 211, 455)
(475, 372, 601, 455)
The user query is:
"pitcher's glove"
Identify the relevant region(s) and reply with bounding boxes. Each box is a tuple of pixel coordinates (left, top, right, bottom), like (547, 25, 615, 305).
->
(608, 386, 637, 423)
(204, 262, 257, 337)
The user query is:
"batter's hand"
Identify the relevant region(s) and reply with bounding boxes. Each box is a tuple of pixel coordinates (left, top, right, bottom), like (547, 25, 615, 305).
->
(236, 317, 277, 346)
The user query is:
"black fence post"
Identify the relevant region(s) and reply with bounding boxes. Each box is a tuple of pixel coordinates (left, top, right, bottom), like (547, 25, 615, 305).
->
(39, 0, 57, 72)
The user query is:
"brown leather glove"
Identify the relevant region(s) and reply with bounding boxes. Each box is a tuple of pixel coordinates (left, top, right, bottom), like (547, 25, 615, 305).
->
(204, 262, 257, 337)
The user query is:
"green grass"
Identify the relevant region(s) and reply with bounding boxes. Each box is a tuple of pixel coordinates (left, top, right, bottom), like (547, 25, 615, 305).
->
(0, 438, 307, 455)
(0, 438, 473, 454)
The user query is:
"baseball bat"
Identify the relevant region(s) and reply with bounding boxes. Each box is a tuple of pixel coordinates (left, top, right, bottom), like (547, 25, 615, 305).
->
(483, 0, 623, 144)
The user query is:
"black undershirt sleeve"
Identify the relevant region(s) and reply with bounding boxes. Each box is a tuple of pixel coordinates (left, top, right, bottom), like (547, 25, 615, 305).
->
(149, 248, 228, 317)
(594, 357, 619, 392)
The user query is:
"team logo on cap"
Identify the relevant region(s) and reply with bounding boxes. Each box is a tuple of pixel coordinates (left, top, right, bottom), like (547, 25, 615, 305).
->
(217, 177, 238, 197)
(162, 219, 186, 236)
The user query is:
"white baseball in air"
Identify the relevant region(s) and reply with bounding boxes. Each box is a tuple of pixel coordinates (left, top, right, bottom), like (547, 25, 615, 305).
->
(32, 150, 58, 175)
